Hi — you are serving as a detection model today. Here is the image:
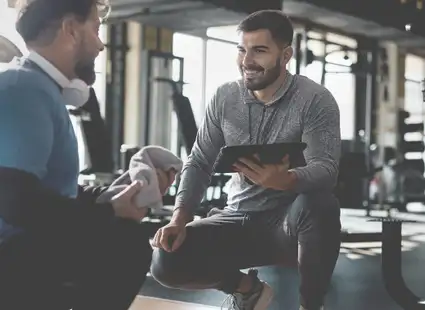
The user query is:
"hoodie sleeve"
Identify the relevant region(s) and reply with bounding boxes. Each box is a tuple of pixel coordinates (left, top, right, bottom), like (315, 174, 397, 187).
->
(290, 89, 341, 192)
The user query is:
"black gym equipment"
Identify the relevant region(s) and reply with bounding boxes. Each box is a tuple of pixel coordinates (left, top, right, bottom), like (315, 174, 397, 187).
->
(297, 30, 382, 215)
(335, 147, 369, 211)
(296, 32, 389, 243)
(68, 88, 114, 175)
(153, 77, 230, 215)
(397, 108, 425, 206)
(372, 218, 425, 309)
(154, 77, 197, 156)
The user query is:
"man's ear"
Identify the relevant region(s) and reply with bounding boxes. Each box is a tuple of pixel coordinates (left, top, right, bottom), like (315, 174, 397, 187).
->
(281, 46, 293, 65)
(61, 16, 80, 43)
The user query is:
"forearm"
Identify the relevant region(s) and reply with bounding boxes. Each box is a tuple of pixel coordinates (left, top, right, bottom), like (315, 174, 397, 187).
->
(174, 159, 213, 220)
(290, 132, 340, 192)
(173, 90, 225, 219)
(171, 206, 194, 225)
(290, 160, 339, 192)
(0, 167, 114, 234)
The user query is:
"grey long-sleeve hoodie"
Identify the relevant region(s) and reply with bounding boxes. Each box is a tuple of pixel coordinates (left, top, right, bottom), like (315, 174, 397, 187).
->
(175, 72, 341, 213)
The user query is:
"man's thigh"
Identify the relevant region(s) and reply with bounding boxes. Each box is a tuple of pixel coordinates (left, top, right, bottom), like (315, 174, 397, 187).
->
(62, 218, 152, 295)
(245, 206, 298, 267)
(284, 190, 341, 241)
(0, 233, 73, 310)
(0, 219, 152, 309)
(155, 207, 294, 270)
(70, 219, 152, 310)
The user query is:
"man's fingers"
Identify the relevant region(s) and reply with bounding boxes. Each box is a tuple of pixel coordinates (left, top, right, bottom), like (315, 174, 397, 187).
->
(238, 157, 262, 172)
(234, 163, 260, 181)
(136, 207, 148, 220)
(156, 169, 166, 182)
(157, 169, 171, 194)
(275, 155, 290, 171)
(159, 230, 172, 252)
(171, 232, 185, 252)
(253, 154, 261, 162)
(152, 229, 162, 248)
(233, 162, 257, 175)
(115, 180, 142, 199)
(168, 170, 176, 187)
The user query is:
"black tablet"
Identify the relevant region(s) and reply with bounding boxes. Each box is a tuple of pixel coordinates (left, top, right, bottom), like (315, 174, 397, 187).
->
(212, 142, 307, 174)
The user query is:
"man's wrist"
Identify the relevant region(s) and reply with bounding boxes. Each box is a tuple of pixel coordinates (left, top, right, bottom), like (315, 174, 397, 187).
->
(280, 170, 297, 191)
(171, 207, 192, 226)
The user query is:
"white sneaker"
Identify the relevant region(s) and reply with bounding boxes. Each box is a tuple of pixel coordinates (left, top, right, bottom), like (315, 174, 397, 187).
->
(221, 269, 274, 310)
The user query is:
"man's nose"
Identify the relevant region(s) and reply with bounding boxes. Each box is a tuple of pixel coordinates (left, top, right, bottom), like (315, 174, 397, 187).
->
(98, 40, 105, 52)
(242, 52, 255, 67)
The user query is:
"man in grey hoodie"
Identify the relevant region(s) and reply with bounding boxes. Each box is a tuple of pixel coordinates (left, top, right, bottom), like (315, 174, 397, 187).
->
(150, 10, 341, 310)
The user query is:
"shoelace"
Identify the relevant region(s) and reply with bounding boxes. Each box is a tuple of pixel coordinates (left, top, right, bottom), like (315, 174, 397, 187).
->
(220, 269, 259, 310)
(221, 294, 239, 310)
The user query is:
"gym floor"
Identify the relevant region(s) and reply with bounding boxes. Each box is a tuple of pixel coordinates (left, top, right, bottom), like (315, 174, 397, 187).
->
(138, 208, 425, 310)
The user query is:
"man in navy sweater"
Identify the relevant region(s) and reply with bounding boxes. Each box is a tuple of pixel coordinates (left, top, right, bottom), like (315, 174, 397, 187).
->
(0, 1, 170, 309)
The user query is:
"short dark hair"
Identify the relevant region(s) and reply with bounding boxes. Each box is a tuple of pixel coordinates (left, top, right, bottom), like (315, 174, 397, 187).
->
(16, 0, 110, 43)
(237, 10, 294, 47)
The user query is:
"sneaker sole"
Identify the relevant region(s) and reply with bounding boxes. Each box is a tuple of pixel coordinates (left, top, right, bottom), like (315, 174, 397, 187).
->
(253, 283, 274, 310)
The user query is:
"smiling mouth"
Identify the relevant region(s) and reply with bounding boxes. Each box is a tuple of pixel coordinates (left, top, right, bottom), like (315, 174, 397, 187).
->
(243, 69, 263, 78)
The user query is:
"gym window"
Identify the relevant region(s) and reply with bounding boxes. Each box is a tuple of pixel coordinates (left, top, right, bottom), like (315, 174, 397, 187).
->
(405, 54, 425, 125)
(404, 54, 425, 162)
(302, 31, 356, 140)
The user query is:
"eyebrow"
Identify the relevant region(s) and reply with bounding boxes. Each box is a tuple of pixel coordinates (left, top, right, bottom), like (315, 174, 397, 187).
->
(237, 45, 269, 50)
(253, 45, 269, 50)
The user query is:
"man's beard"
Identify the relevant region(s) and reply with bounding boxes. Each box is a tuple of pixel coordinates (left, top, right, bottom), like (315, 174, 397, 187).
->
(75, 60, 96, 86)
(240, 57, 281, 91)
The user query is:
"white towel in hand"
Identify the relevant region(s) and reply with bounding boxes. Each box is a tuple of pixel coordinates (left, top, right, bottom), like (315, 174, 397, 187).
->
(97, 145, 183, 209)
